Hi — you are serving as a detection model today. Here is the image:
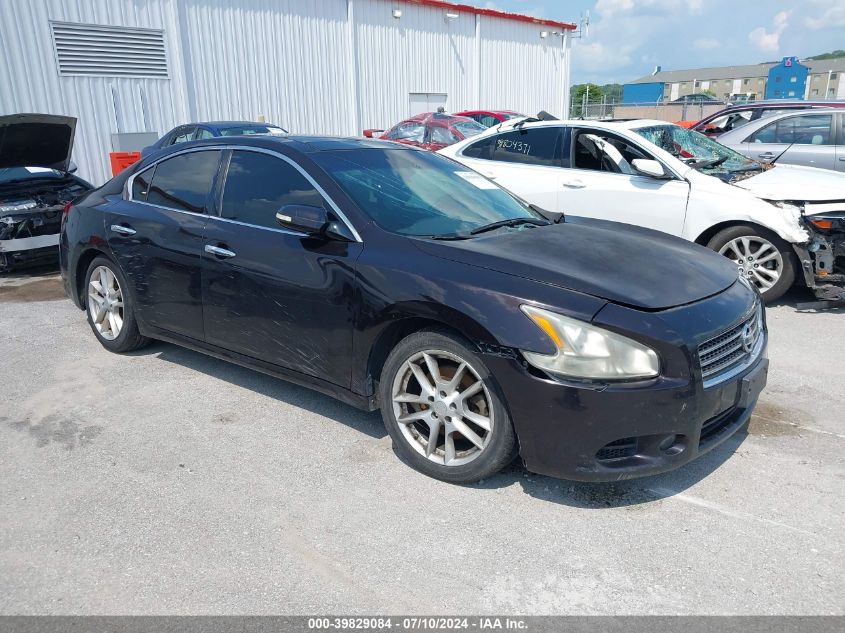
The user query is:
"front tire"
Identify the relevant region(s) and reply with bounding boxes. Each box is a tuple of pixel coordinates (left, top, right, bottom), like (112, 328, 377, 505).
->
(84, 256, 149, 353)
(707, 224, 796, 303)
(379, 330, 518, 483)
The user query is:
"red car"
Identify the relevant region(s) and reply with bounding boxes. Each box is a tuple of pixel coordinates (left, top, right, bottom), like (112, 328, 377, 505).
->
(363, 112, 487, 151)
(455, 109, 525, 127)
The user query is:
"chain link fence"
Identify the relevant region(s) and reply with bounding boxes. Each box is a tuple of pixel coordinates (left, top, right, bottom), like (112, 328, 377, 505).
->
(568, 95, 726, 123)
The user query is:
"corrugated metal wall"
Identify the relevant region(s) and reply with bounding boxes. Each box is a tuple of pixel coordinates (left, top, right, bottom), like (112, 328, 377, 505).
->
(1, 0, 571, 185)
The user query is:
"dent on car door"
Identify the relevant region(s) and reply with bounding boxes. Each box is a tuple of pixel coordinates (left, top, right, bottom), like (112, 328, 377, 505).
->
(105, 149, 222, 339)
(563, 129, 688, 236)
(201, 149, 362, 387)
(746, 113, 836, 169)
(457, 127, 569, 212)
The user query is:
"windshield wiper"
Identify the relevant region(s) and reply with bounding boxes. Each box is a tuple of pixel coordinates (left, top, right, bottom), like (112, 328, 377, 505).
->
(469, 217, 549, 236)
(426, 232, 473, 241)
(688, 155, 729, 170)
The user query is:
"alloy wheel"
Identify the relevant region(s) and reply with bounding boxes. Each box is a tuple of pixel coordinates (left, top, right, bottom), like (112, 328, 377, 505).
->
(391, 350, 494, 467)
(718, 236, 783, 292)
(87, 265, 124, 341)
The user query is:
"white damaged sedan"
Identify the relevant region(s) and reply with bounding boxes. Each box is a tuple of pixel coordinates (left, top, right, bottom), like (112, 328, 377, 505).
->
(439, 118, 845, 302)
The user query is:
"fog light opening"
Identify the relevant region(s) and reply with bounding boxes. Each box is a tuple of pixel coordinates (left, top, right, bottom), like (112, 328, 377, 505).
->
(658, 434, 677, 452)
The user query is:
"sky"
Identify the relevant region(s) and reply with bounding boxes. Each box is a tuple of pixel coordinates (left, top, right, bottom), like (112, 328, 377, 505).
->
(483, 0, 845, 85)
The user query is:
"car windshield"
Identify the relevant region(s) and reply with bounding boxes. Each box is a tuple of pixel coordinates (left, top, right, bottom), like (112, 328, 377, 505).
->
(312, 148, 544, 237)
(453, 121, 487, 138)
(633, 124, 760, 174)
(0, 166, 63, 184)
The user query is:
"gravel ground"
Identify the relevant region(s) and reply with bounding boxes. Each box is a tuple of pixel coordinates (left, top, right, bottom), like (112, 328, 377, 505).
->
(0, 270, 843, 615)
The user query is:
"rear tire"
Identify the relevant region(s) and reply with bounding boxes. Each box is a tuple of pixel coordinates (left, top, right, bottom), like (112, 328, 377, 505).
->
(84, 256, 149, 353)
(707, 224, 795, 303)
(379, 330, 518, 483)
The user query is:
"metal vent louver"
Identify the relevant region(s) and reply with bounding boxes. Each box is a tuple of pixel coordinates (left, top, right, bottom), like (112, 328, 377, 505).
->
(51, 21, 168, 78)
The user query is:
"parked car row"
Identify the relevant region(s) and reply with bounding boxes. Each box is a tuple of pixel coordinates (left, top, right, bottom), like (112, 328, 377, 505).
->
(5, 104, 842, 485)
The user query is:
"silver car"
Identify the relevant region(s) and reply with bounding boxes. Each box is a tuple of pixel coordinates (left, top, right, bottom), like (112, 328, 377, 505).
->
(717, 108, 845, 172)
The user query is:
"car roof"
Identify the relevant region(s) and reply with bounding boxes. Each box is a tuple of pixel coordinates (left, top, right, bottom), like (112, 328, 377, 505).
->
(150, 134, 414, 156)
(196, 121, 282, 129)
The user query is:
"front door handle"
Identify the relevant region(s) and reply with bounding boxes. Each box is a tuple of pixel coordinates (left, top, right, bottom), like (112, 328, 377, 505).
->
(204, 244, 236, 259)
(839, 157, 845, 162)
(757, 152, 776, 160)
(562, 179, 586, 189)
(110, 224, 136, 236)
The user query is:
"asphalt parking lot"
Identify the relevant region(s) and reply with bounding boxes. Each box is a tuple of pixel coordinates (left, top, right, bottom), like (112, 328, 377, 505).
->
(1, 269, 843, 615)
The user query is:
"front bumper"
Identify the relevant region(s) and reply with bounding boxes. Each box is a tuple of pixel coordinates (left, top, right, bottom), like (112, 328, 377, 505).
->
(485, 348, 766, 481)
(483, 281, 768, 482)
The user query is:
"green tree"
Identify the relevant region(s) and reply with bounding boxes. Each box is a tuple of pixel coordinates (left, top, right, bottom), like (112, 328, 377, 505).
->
(572, 83, 604, 104)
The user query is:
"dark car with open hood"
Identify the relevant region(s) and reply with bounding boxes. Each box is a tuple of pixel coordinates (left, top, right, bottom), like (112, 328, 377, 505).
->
(0, 114, 93, 272)
(60, 135, 768, 483)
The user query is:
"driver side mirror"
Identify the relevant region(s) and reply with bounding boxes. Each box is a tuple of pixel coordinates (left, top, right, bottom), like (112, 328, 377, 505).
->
(275, 204, 355, 242)
(632, 158, 669, 179)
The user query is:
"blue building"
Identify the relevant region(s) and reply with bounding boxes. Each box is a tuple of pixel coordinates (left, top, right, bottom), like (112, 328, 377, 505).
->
(765, 57, 810, 100)
(622, 56, 845, 104)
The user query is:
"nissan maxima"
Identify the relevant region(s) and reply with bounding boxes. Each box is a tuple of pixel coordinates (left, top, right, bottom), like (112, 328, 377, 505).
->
(60, 136, 768, 483)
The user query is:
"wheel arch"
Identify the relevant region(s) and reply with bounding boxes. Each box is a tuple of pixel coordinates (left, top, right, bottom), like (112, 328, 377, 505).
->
(365, 316, 481, 395)
(693, 220, 793, 248)
(74, 247, 114, 308)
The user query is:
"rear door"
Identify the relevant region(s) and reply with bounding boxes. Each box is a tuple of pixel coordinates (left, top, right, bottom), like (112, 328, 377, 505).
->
(455, 126, 568, 212)
(744, 112, 836, 169)
(201, 148, 362, 387)
(105, 148, 223, 339)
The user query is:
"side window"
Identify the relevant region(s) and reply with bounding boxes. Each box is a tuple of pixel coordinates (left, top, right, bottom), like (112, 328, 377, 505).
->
(146, 150, 221, 213)
(220, 151, 325, 230)
(479, 128, 569, 167)
(430, 125, 458, 145)
(170, 127, 195, 145)
(750, 114, 833, 145)
(131, 165, 155, 201)
(387, 123, 425, 143)
(195, 128, 215, 140)
(572, 130, 647, 175)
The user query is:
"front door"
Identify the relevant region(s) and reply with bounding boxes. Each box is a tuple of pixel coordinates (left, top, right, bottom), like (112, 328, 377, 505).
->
(561, 128, 689, 236)
(105, 149, 222, 340)
(744, 112, 837, 170)
(201, 149, 362, 388)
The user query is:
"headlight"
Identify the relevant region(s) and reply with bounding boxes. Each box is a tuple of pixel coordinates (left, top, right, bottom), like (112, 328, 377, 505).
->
(520, 305, 660, 381)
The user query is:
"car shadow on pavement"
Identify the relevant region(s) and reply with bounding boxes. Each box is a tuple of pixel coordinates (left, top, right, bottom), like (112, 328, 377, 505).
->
(470, 430, 748, 508)
(131, 339, 747, 507)
(769, 286, 845, 313)
(133, 340, 387, 440)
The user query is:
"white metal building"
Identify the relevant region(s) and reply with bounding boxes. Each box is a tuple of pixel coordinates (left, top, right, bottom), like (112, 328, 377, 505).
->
(0, 0, 574, 184)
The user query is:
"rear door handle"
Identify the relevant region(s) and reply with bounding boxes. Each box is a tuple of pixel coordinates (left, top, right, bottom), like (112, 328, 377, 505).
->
(757, 152, 775, 160)
(110, 224, 136, 236)
(482, 172, 498, 180)
(839, 157, 845, 161)
(204, 244, 236, 258)
(562, 179, 586, 189)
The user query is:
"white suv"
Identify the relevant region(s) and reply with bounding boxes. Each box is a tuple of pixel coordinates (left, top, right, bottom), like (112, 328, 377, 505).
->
(439, 118, 845, 302)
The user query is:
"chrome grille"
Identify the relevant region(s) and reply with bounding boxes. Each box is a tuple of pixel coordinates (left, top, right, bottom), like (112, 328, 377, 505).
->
(698, 302, 763, 385)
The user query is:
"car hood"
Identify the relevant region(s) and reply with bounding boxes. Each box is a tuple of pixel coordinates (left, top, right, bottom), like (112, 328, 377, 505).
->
(734, 164, 845, 202)
(413, 217, 738, 311)
(0, 114, 77, 172)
